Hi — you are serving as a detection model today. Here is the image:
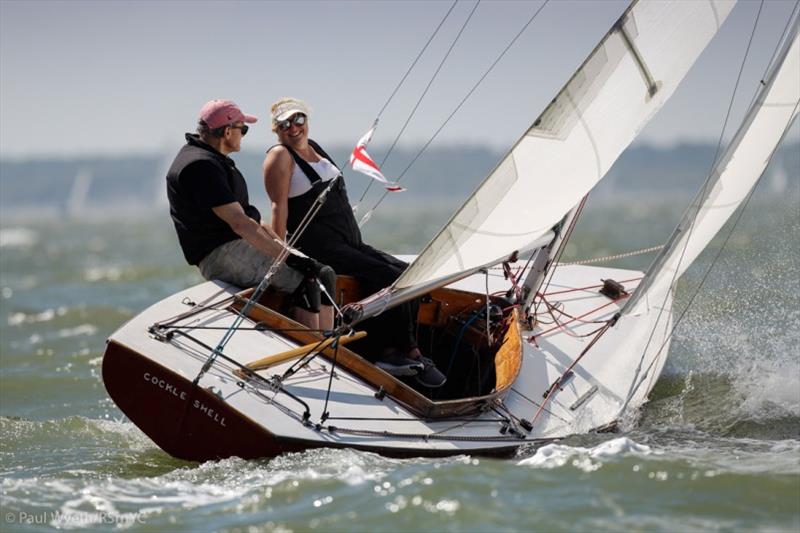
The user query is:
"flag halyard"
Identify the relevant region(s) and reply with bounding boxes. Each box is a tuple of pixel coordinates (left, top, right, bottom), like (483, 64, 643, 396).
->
(349, 125, 406, 192)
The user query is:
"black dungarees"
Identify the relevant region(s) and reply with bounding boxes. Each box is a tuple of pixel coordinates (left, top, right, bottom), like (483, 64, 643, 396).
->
(273, 140, 419, 356)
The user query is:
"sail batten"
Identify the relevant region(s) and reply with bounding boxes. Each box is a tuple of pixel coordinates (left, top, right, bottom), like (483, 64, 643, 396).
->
(393, 0, 736, 293)
(622, 22, 800, 316)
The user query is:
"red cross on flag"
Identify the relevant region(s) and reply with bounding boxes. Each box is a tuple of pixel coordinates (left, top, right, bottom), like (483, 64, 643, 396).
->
(349, 125, 405, 192)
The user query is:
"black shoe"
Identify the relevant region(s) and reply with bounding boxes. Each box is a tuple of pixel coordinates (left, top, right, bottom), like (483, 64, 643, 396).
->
(415, 357, 447, 388)
(376, 353, 424, 377)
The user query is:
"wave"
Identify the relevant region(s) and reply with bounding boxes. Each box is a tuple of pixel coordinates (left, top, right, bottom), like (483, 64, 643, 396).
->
(2, 415, 797, 531)
(517, 437, 653, 471)
(516, 432, 800, 478)
(0, 227, 39, 248)
(0, 416, 155, 453)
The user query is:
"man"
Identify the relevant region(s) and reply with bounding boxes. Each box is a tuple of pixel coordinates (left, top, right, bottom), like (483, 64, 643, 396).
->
(166, 99, 335, 330)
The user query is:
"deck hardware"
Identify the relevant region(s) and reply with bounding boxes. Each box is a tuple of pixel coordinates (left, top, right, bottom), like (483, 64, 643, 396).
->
(558, 371, 575, 390)
(206, 386, 224, 399)
(599, 279, 628, 300)
(374, 386, 386, 400)
(543, 370, 575, 398)
(570, 385, 598, 411)
(148, 326, 173, 342)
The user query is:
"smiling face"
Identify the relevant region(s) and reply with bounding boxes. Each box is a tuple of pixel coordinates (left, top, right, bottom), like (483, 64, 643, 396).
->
(275, 113, 308, 148)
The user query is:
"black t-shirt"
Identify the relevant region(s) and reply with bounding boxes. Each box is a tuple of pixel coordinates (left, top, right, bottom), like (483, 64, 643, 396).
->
(166, 134, 261, 265)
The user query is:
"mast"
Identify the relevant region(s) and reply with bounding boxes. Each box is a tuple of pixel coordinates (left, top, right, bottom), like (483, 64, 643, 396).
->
(519, 201, 584, 320)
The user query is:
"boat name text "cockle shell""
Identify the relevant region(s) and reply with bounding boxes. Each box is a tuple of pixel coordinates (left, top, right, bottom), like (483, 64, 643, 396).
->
(143, 372, 227, 427)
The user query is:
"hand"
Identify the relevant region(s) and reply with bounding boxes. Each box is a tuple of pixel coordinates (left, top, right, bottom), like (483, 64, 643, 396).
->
(285, 253, 324, 277)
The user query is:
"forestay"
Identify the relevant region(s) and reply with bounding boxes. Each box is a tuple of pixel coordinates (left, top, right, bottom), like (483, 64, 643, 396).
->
(623, 23, 800, 317)
(394, 0, 735, 292)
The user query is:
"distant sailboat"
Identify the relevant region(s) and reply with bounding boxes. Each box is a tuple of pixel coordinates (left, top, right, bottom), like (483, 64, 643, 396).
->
(101, 0, 799, 461)
(65, 168, 92, 218)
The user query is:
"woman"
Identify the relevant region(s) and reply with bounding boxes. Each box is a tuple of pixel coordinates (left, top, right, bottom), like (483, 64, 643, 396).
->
(262, 97, 445, 388)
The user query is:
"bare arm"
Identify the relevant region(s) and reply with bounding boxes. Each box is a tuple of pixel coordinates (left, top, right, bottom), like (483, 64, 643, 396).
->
(212, 202, 287, 259)
(262, 147, 294, 240)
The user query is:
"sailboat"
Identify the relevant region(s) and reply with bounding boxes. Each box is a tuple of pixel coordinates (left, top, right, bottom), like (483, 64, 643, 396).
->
(102, 0, 799, 461)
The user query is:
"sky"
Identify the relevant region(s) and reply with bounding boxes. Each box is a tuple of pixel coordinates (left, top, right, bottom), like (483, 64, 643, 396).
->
(1, 0, 797, 159)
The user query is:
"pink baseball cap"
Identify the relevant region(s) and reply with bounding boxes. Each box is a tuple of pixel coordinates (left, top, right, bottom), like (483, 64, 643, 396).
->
(199, 100, 258, 129)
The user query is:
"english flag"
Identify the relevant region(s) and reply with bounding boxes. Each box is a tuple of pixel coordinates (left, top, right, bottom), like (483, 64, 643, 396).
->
(349, 125, 405, 192)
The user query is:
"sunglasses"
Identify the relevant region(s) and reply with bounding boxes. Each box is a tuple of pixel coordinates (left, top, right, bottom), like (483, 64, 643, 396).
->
(276, 113, 307, 132)
(229, 124, 249, 135)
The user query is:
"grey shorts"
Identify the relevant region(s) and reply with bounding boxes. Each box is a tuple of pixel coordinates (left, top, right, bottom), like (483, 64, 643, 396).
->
(198, 239, 303, 292)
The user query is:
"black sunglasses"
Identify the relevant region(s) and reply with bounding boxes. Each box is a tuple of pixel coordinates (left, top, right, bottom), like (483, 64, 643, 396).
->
(229, 124, 249, 135)
(276, 113, 306, 132)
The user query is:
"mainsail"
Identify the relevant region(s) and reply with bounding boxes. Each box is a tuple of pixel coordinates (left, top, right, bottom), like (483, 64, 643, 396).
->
(623, 22, 800, 317)
(350, 0, 736, 322)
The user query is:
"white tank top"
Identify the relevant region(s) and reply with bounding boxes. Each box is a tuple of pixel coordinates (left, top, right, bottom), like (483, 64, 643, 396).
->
(288, 157, 340, 198)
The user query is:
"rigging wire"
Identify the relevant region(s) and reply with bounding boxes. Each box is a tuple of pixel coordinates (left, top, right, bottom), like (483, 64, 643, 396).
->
(191, 171, 347, 386)
(752, 0, 800, 94)
(619, 0, 777, 413)
(357, 0, 482, 208)
(530, 318, 616, 427)
(320, 336, 342, 422)
(629, 100, 799, 404)
(375, 0, 459, 121)
(150, 291, 235, 331)
(358, 0, 551, 226)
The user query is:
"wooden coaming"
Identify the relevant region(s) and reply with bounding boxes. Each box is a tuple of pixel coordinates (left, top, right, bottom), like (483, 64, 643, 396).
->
(231, 276, 524, 419)
(493, 311, 523, 393)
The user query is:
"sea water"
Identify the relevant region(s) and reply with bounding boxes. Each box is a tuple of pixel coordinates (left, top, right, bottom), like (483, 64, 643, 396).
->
(1, 190, 798, 532)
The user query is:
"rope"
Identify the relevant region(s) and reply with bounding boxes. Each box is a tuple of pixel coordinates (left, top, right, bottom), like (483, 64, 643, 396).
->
(562, 244, 664, 266)
(528, 296, 621, 342)
(543, 277, 642, 297)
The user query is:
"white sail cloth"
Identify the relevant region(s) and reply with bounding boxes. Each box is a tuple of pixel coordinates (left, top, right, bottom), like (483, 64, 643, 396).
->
(394, 0, 735, 292)
(623, 27, 800, 316)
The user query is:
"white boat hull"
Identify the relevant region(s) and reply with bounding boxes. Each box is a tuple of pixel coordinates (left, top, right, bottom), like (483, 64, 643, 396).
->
(103, 264, 673, 461)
